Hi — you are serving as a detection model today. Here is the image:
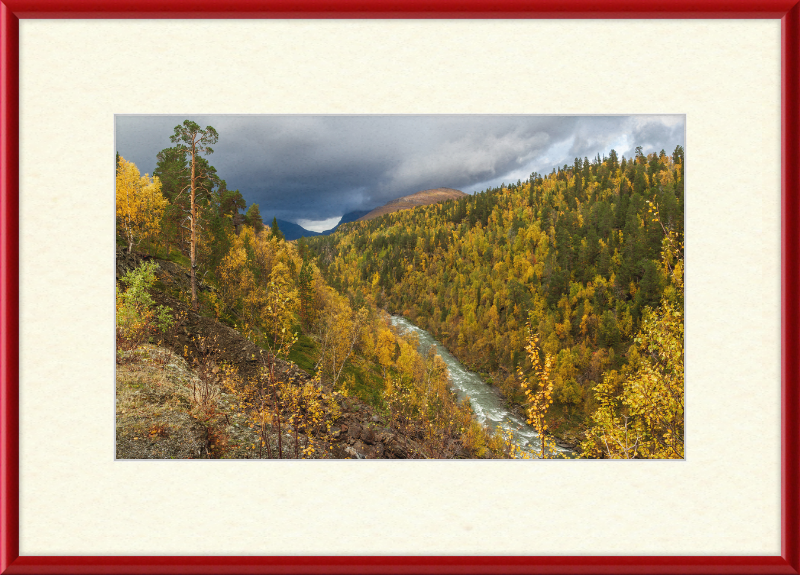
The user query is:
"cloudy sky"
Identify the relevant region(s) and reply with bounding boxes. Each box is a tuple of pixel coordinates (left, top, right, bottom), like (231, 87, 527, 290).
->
(115, 115, 684, 232)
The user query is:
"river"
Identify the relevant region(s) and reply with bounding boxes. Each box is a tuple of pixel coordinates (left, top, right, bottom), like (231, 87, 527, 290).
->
(390, 315, 573, 459)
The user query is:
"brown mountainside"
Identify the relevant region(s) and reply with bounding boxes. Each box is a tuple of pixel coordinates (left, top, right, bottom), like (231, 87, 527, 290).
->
(356, 187, 466, 222)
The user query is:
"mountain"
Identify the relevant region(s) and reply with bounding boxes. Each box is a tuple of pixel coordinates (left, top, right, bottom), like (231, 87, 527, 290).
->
(275, 219, 321, 241)
(319, 210, 372, 235)
(274, 189, 463, 241)
(274, 211, 373, 240)
(336, 209, 373, 227)
(356, 188, 466, 222)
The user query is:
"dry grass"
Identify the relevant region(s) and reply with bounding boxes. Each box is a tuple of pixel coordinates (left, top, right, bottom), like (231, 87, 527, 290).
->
(116, 345, 326, 459)
(116, 346, 209, 458)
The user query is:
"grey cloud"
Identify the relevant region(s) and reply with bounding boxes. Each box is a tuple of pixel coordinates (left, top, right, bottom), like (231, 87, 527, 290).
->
(629, 117, 685, 156)
(115, 115, 684, 224)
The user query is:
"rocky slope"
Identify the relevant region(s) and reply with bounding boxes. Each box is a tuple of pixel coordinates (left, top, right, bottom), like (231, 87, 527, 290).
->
(116, 249, 471, 459)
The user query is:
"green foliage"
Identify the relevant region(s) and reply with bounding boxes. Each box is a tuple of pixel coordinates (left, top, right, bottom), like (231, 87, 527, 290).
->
(116, 261, 174, 347)
(580, 294, 683, 458)
(287, 330, 318, 373)
(581, 208, 684, 458)
(244, 203, 264, 232)
(154, 146, 221, 252)
(597, 310, 620, 348)
(298, 256, 315, 328)
(269, 216, 283, 239)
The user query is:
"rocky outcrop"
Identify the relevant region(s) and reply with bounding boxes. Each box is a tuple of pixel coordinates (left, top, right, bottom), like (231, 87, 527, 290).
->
(326, 395, 427, 459)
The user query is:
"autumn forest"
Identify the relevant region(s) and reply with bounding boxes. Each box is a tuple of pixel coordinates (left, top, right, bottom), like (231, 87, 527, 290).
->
(116, 119, 685, 459)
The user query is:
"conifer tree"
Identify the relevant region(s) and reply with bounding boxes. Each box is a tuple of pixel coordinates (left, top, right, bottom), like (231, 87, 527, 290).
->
(245, 203, 264, 232)
(270, 216, 284, 240)
(168, 120, 219, 310)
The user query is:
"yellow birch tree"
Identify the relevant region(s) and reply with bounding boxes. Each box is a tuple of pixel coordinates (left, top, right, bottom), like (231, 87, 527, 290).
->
(116, 157, 168, 252)
(518, 324, 557, 458)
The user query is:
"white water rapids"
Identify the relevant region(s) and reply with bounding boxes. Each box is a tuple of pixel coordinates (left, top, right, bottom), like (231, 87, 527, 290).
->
(390, 315, 573, 459)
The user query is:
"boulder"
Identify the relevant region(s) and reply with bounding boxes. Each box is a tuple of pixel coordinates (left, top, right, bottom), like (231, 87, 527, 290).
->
(361, 427, 378, 445)
(348, 422, 362, 441)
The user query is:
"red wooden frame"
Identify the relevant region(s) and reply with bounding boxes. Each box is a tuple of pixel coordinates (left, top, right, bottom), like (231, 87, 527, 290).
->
(1, 3, 798, 574)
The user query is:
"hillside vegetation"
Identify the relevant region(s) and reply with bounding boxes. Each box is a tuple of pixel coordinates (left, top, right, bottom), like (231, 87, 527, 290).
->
(356, 188, 466, 221)
(307, 147, 685, 457)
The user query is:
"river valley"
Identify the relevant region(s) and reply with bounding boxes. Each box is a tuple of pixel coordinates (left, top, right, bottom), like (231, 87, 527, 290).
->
(390, 315, 573, 458)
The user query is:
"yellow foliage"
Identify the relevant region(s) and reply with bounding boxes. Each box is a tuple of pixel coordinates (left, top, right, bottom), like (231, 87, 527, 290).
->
(375, 328, 396, 376)
(116, 157, 168, 252)
(517, 325, 557, 458)
(582, 232, 684, 459)
(314, 288, 367, 389)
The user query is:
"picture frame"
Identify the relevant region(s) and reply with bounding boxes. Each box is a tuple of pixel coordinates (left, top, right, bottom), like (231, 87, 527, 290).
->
(1, 3, 798, 574)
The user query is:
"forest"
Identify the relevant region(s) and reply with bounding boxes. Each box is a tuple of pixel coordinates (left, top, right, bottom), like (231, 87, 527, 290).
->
(116, 119, 685, 459)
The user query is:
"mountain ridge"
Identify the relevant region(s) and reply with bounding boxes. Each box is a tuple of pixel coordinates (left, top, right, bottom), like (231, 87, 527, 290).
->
(356, 188, 466, 222)
(273, 208, 375, 241)
(273, 187, 464, 240)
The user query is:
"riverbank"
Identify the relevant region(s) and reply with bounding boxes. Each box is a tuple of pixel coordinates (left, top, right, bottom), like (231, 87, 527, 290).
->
(389, 315, 575, 458)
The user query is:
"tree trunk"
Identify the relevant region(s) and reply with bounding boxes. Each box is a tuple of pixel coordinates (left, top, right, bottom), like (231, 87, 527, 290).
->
(190, 144, 198, 311)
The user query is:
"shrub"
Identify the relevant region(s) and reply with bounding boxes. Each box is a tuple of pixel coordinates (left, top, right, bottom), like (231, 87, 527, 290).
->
(117, 261, 174, 350)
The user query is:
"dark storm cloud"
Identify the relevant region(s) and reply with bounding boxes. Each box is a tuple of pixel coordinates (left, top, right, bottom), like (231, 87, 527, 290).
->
(115, 115, 684, 227)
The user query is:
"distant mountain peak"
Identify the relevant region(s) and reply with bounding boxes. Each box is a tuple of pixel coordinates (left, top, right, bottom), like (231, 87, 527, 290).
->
(274, 189, 464, 240)
(356, 188, 466, 222)
(273, 209, 375, 241)
(273, 219, 321, 241)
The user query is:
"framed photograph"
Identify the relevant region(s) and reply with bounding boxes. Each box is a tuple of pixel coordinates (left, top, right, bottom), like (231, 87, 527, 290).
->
(1, 2, 798, 574)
